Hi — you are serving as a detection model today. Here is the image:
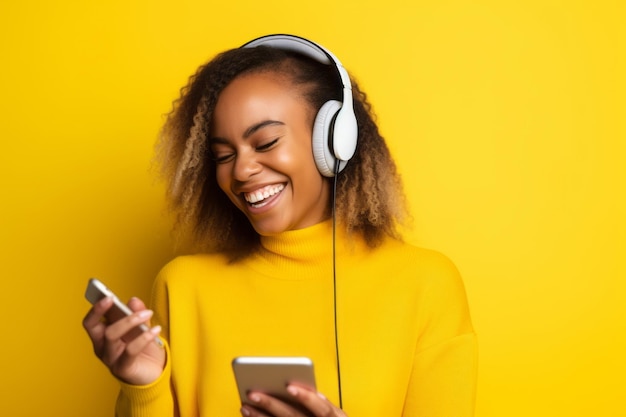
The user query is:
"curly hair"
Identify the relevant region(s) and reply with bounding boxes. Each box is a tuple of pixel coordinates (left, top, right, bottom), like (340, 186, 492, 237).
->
(156, 44, 408, 257)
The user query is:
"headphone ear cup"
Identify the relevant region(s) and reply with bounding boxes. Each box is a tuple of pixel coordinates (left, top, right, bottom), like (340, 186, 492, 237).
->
(312, 100, 344, 177)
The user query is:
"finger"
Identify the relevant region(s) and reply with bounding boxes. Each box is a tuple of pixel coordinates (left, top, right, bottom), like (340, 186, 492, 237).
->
(82, 296, 114, 333)
(286, 385, 344, 417)
(120, 297, 160, 343)
(123, 324, 163, 357)
(104, 309, 154, 342)
(111, 325, 165, 382)
(240, 404, 271, 417)
(98, 309, 153, 363)
(83, 297, 116, 355)
(244, 392, 307, 417)
(126, 297, 159, 337)
(127, 296, 148, 313)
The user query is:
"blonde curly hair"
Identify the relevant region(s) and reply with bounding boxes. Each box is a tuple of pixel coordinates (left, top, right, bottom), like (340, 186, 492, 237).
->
(156, 45, 408, 257)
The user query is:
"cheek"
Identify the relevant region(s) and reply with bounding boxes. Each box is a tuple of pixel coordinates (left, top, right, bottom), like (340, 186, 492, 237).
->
(293, 147, 323, 181)
(215, 166, 231, 194)
(281, 137, 316, 171)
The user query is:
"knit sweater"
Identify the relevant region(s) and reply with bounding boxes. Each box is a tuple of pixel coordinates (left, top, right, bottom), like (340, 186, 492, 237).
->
(116, 221, 477, 417)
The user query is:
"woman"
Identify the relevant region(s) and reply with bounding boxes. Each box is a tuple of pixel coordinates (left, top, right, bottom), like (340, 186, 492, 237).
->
(83, 34, 477, 417)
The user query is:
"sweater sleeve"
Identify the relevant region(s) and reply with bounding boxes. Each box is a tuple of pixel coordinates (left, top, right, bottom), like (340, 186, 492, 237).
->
(403, 252, 478, 417)
(114, 340, 175, 417)
(114, 267, 177, 417)
(403, 333, 478, 417)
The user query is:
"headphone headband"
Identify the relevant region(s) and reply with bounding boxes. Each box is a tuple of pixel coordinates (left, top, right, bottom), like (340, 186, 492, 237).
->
(241, 34, 352, 90)
(241, 34, 358, 170)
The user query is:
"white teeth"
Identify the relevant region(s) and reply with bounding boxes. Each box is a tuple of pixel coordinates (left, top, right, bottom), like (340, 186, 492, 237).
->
(244, 184, 285, 204)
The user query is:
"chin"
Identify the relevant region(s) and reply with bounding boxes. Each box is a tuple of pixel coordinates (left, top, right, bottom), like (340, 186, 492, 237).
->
(248, 219, 289, 237)
(252, 226, 285, 237)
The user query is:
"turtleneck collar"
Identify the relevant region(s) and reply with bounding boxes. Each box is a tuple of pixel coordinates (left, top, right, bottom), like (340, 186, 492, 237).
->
(259, 220, 335, 263)
(242, 220, 342, 280)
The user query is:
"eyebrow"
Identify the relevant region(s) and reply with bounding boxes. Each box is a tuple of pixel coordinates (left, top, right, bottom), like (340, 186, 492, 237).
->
(209, 120, 286, 145)
(243, 120, 285, 138)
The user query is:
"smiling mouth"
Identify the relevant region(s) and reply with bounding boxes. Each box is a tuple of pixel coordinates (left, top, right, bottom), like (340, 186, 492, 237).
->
(243, 184, 285, 208)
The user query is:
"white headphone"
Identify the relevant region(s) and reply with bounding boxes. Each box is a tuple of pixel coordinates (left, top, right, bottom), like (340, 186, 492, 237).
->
(241, 34, 358, 177)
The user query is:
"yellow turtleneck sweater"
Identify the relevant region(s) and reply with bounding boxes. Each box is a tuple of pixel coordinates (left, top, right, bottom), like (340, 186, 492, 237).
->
(116, 221, 477, 417)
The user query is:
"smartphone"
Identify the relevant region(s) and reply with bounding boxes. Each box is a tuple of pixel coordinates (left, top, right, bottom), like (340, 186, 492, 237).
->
(85, 278, 154, 338)
(232, 356, 316, 414)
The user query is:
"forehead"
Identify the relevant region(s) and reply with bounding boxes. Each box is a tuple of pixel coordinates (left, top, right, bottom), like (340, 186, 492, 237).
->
(211, 72, 314, 134)
(221, 70, 295, 99)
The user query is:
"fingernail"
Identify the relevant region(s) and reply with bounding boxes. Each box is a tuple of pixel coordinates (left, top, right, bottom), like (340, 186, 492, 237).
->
(241, 406, 250, 416)
(287, 385, 298, 396)
(138, 309, 154, 319)
(150, 325, 162, 335)
(317, 391, 326, 400)
(249, 393, 261, 403)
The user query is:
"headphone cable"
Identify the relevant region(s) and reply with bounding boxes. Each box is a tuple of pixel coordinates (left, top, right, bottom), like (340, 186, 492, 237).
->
(331, 161, 343, 409)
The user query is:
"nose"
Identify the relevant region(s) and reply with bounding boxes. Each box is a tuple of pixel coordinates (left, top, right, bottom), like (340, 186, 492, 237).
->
(232, 149, 262, 182)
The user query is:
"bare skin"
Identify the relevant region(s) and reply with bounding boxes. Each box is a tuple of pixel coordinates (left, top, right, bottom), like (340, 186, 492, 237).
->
(241, 385, 348, 417)
(210, 72, 331, 236)
(82, 296, 166, 385)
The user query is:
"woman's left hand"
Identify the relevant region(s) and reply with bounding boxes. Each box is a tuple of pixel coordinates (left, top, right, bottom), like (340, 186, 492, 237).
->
(240, 384, 347, 417)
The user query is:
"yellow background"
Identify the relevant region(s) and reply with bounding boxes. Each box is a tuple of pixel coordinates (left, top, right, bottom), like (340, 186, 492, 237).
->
(0, 1, 624, 416)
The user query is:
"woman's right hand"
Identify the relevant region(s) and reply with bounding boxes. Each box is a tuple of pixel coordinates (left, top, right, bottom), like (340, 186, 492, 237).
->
(82, 296, 166, 385)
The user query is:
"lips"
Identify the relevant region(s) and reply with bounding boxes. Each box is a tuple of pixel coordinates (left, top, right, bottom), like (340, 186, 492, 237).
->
(243, 184, 285, 208)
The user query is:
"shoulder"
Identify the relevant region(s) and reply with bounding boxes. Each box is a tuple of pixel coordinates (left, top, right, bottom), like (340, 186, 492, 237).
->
(160, 252, 229, 270)
(377, 240, 475, 341)
(153, 253, 231, 286)
(351, 237, 474, 335)
(369, 238, 469, 300)
(377, 238, 460, 276)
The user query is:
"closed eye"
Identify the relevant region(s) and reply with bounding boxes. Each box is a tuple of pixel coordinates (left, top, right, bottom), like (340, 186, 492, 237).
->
(214, 153, 235, 164)
(211, 148, 235, 164)
(256, 138, 279, 152)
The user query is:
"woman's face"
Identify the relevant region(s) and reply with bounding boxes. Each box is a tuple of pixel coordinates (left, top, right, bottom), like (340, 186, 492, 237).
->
(209, 71, 331, 236)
